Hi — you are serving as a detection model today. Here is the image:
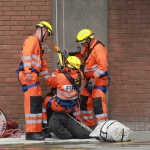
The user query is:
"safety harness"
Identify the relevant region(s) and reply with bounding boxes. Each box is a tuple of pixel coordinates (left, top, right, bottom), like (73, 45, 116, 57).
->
(48, 70, 81, 113)
(62, 70, 81, 96)
(81, 40, 104, 72)
(15, 61, 40, 92)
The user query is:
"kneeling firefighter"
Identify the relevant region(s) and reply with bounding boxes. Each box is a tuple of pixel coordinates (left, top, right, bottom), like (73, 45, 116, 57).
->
(42, 55, 91, 139)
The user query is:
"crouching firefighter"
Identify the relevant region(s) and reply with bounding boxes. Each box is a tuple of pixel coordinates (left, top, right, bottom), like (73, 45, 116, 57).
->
(42, 56, 91, 139)
(16, 21, 53, 141)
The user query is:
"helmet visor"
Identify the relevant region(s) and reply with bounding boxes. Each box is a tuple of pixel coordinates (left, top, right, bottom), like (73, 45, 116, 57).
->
(76, 33, 94, 43)
(76, 39, 86, 44)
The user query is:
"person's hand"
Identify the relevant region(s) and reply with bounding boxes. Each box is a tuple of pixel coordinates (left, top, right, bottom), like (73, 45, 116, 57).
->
(74, 45, 81, 54)
(25, 73, 32, 81)
(87, 78, 95, 89)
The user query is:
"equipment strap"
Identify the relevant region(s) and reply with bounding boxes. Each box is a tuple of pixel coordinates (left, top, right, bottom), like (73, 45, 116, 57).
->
(81, 40, 104, 71)
(100, 71, 108, 77)
(30, 67, 39, 75)
(22, 82, 40, 92)
(56, 98, 78, 107)
(85, 85, 107, 93)
(62, 70, 81, 95)
(49, 97, 77, 113)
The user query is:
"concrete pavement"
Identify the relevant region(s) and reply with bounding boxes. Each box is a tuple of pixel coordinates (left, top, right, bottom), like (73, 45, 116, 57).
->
(0, 131, 150, 145)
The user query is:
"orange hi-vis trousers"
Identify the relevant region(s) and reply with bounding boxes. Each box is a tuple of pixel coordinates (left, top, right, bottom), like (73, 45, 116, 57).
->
(19, 71, 43, 133)
(80, 87, 108, 127)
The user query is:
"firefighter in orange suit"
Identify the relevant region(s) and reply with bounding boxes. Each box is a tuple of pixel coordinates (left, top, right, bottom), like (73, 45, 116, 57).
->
(42, 56, 82, 117)
(75, 29, 109, 128)
(17, 21, 53, 141)
(42, 56, 90, 139)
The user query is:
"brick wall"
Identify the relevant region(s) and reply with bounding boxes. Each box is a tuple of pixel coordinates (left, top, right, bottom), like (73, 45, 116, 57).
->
(1, 0, 150, 131)
(0, 0, 53, 130)
(108, 0, 150, 130)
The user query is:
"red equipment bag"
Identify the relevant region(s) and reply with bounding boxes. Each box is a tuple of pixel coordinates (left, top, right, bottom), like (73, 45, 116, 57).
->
(2, 120, 18, 138)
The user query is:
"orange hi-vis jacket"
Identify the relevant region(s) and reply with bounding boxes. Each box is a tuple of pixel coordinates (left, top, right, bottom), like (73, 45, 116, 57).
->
(76, 38, 109, 127)
(77, 38, 108, 86)
(21, 35, 51, 85)
(43, 68, 81, 117)
(19, 35, 51, 133)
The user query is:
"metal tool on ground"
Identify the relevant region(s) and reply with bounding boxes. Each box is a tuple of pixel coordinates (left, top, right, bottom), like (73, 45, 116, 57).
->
(67, 113, 93, 133)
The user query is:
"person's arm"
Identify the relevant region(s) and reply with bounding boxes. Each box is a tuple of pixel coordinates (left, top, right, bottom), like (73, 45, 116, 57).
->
(21, 36, 35, 81)
(87, 45, 108, 89)
(46, 68, 60, 88)
(40, 56, 52, 86)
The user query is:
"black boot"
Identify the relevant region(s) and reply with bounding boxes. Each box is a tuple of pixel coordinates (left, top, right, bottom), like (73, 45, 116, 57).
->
(40, 131, 51, 138)
(41, 124, 51, 138)
(90, 126, 96, 130)
(26, 132, 45, 141)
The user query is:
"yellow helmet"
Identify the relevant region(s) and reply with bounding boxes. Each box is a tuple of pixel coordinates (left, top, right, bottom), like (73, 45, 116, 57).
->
(65, 56, 81, 70)
(76, 29, 94, 43)
(36, 21, 53, 36)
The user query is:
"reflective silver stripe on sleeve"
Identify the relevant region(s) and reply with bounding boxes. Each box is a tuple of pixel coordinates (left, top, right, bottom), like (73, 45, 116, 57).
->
(41, 70, 49, 76)
(32, 61, 41, 68)
(44, 75, 50, 80)
(24, 62, 31, 67)
(94, 69, 105, 77)
(84, 64, 98, 72)
(32, 54, 41, 61)
(21, 56, 32, 61)
(51, 73, 56, 77)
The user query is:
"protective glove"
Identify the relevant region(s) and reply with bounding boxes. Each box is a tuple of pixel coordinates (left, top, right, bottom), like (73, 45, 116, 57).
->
(42, 123, 51, 137)
(87, 78, 95, 89)
(74, 45, 81, 54)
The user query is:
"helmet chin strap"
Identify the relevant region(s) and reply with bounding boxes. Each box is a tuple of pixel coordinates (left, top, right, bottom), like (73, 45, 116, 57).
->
(40, 28, 46, 42)
(86, 38, 92, 49)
